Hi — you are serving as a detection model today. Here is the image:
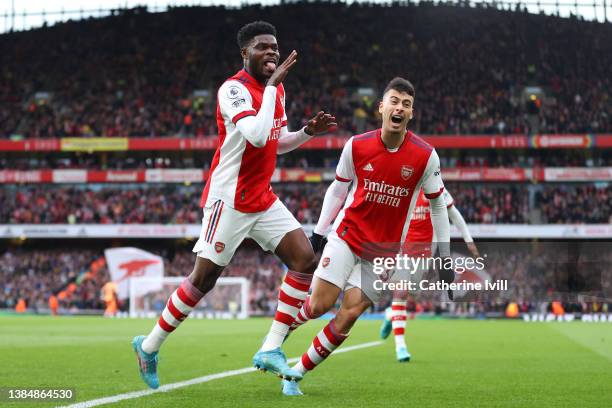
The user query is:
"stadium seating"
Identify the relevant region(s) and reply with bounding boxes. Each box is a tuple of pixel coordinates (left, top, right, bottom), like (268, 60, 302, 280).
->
(1, 3, 610, 317)
(1, 3, 610, 139)
(2, 183, 610, 225)
(1, 149, 610, 169)
(3, 245, 609, 315)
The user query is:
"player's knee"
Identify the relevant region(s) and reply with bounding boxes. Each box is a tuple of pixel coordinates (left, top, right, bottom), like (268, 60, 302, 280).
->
(189, 259, 223, 293)
(190, 271, 215, 293)
(287, 247, 317, 274)
(302, 251, 318, 274)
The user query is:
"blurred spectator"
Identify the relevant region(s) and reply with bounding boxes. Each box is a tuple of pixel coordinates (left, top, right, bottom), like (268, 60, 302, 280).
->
(1, 183, 610, 225)
(2, 245, 610, 316)
(448, 184, 530, 224)
(536, 184, 612, 223)
(1, 3, 610, 139)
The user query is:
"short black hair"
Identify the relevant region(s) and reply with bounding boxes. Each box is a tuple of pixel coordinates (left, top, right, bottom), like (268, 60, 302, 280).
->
(383, 77, 416, 98)
(237, 21, 277, 49)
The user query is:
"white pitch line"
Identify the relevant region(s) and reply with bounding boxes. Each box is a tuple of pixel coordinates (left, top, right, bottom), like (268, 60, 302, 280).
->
(58, 340, 383, 408)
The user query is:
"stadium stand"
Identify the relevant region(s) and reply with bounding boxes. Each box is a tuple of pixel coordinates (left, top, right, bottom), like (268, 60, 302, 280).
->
(2, 183, 610, 225)
(2, 245, 610, 316)
(1, 149, 611, 169)
(1, 3, 610, 139)
(1, 3, 611, 317)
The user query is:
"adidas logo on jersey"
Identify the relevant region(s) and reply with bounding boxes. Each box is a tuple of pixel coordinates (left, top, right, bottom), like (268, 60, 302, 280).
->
(362, 163, 374, 171)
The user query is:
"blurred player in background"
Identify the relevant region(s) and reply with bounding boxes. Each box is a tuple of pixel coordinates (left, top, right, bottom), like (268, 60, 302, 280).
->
(281, 77, 455, 396)
(48, 294, 59, 316)
(102, 281, 118, 317)
(380, 187, 480, 362)
(132, 20, 336, 389)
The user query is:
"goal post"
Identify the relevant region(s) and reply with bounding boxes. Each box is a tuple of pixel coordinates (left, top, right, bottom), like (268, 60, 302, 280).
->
(129, 276, 250, 319)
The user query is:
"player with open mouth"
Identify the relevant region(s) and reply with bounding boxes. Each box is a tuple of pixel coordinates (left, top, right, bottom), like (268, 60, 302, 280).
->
(280, 77, 455, 396)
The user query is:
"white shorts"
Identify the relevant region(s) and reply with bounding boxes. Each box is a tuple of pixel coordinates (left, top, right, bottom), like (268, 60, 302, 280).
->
(192, 198, 301, 266)
(314, 231, 383, 303)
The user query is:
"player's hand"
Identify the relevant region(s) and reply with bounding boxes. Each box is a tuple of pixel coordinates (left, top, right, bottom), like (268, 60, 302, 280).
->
(438, 257, 456, 301)
(304, 111, 338, 136)
(266, 50, 297, 87)
(467, 242, 480, 258)
(309, 232, 327, 253)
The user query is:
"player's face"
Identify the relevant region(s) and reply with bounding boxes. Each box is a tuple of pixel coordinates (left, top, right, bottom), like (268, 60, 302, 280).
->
(241, 34, 280, 82)
(379, 89, 414, 134)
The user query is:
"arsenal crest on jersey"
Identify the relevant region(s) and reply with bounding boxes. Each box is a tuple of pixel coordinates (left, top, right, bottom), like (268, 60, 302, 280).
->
(215, 242, 225, 253)
(322, 257, 330, 268)
(401, 165, 414, 180)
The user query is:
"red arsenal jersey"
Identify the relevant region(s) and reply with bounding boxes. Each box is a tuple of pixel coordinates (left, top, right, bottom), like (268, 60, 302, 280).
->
(332, 129, 444, 260)
(406, 188, 454, 244)
(200, 69, 287, 213)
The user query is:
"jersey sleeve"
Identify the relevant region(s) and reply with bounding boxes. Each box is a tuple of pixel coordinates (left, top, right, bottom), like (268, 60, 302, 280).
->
(218, 80, 256, 124)
(443, 189, 454, 208)
(422, 149, 444, 199)
(335, 138, 355, 182)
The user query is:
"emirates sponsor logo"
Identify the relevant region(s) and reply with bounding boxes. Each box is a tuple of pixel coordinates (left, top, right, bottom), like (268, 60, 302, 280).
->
(364, 179, 410, 197)
(363, 178, 411, 208)
(412, 205, 430, 220)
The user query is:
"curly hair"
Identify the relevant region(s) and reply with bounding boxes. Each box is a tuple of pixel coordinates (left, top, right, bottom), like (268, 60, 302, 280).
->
(237, 21, 277, 49)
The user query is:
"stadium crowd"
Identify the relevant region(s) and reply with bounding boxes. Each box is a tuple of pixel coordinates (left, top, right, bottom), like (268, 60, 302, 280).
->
(1, 3, 610, 139)
(2, 246, 610, 317)
(536, 185, 612, 223)
(3, 183, 610, 225)
(0, 249, 108, 311)
(0, 247, 291, 315)
(1, 149, 610, 170)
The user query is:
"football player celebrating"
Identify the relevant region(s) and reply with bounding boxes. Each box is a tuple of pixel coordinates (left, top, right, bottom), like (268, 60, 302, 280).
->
(281, 77, 454, 396)
(132, 21, 336, 389)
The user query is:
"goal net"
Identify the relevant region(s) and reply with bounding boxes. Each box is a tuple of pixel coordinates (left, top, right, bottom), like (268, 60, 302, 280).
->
(128, 276, 250, 319)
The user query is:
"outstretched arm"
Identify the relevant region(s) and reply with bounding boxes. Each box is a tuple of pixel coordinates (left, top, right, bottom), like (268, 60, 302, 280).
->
(448, 205, 480, 257)
(310, 138, 354, 252)
(448, 206, 472, 243)
(429, 195, 450, 257)
(277, 126, 312, 154)
(314, 180, 350, 236)
(277, 111, 337, 154)
(444, 189, 479, 257)
(424, 151, 455, 298)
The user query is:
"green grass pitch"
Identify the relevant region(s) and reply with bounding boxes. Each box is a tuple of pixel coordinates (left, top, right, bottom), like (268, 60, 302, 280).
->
(1, 316, 611, 407)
